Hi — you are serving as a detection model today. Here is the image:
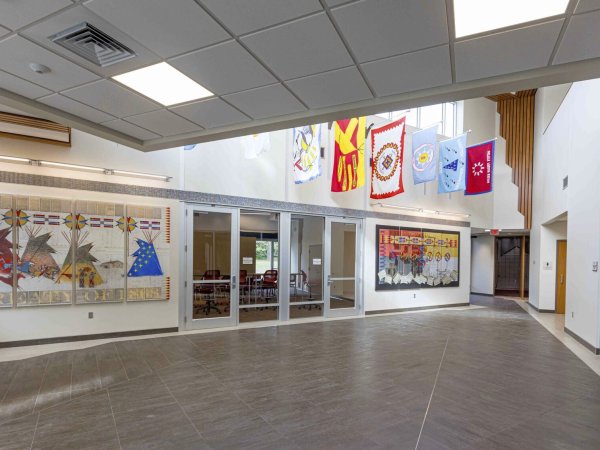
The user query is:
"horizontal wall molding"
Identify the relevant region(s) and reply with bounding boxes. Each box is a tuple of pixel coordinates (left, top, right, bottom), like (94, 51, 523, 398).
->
(564, 326, 600, 355)
(0, 171, 470, 227)
(527, 302, 555, 313)
(0, 327, 178, 348)
(470, 292, 494, 297)
(366, 302, 470, 316)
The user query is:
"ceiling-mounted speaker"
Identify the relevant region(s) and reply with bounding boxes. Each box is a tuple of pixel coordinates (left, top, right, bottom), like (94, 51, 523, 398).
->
(50, 22, 136, 67)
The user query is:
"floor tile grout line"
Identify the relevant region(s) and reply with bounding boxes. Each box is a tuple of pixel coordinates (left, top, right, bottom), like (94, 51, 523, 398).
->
(155, 371, 210, 446)
(415, 336, 449, 450)
(31, 356, 51, 413)
(28, 411, 40, 450)
(106, 388, 123, 450)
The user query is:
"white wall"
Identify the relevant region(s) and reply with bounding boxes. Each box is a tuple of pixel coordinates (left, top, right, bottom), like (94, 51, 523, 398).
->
(530, 80, 600, 349)
(530, 220, 567, 311)
(0, 96, 521, 340)
(470, 235, 495, 295)
(363, 217, 471, 312)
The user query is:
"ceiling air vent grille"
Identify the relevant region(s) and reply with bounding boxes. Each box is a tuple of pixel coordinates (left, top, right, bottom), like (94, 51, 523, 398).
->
(50, 22, 135, 67)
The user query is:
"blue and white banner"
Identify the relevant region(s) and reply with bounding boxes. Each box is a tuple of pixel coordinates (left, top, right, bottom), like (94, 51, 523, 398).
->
(438, 133, 468, 194)
(411, 125, 438, 184)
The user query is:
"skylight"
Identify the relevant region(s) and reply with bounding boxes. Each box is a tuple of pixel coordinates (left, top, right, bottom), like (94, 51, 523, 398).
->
(453, 0, 569, 38)
(113, 62, 213, 106)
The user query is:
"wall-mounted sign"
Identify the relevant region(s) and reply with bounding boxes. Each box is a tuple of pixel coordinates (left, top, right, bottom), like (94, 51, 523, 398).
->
(312, 258, 322, 265)
(242, 257, 253, 265)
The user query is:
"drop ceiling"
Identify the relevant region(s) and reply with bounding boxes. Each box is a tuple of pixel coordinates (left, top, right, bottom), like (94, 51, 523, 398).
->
(0, 0, 599, 151)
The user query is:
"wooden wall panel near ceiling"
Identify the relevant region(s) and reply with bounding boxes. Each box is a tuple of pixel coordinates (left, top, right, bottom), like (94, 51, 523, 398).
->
(487, 90, 536, 229)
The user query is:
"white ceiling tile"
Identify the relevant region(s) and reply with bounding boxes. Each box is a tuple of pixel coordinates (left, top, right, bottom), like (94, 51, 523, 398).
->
(38, 93, 115, 123)
(169, 41, 276, 95)
(286, 67, 371, 108)
(85, 0, 230, 58)
(102, 119, 160, 140)
(124, 110, 200, 137)
(361, 45, 452, 97)
(223, 84, 305, 119)
(241, 13, 353, 80)
(575, 0, 600, 14)
(0, 70, 52, 99)
(171, 98, 250, 129)
(63, 80, 160, 117)
(331, 0, 448, 63)
(0, 35, 99, 91)
(22, 5, 161, 78)
(455, 20, 564, 83)
(200, 0, 322, 35)
(554, 10, 600, 64)
(0, 0, 72, 30)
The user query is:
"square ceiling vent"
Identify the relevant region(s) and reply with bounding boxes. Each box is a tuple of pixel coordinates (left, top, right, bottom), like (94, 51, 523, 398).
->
(50, 22, 135, 67)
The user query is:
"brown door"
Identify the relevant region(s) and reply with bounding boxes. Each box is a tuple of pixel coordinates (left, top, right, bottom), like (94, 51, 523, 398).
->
(555, 240, 567, 314)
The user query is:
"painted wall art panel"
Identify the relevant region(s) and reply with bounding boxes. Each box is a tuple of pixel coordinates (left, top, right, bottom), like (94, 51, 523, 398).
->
(0, 195, 14, 307)
(376, 225, 460, 291)
(126, 205, 171, 301)
(15, 196, 74, 306)
(74, 201, 126, 304)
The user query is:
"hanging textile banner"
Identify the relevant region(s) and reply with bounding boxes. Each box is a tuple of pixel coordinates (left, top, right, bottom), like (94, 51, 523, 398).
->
(331, 117, 366, 192)
(437, 133, 468, 194)
(293, 124, 322, 184)
(370, 117, 406, 199)
(412, 125, 438, 184)
(241, 133, 270, 159)
(465, 140, 495, 195)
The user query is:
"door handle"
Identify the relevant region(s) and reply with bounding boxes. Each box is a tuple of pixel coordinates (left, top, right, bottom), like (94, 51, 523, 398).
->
(232, 275, 237, 290)
(560, 274, 564, 284)
(327, 275, 331, 286)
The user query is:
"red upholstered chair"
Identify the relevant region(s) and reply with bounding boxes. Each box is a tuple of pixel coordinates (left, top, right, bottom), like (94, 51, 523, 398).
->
(261, 269, 278, 301)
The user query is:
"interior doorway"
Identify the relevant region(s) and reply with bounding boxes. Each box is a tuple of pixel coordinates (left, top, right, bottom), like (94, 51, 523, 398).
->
(494, 236, 529, 298)
(555, 240, 567, 314)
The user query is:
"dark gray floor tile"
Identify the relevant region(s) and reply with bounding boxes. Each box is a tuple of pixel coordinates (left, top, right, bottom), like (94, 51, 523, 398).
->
(107, 374, 175, 414)
(32, 390, 119, 450)
(0, 413, 38, 450)
(114, 403, 209, 450)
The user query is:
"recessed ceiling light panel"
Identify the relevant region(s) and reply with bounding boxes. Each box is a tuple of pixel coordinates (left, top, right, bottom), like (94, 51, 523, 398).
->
(453, 0, 569, 38)
(113, 62, 213, 106)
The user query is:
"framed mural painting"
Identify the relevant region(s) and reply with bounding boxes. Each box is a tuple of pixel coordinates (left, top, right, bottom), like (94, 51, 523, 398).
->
(376, 225, 460, 291)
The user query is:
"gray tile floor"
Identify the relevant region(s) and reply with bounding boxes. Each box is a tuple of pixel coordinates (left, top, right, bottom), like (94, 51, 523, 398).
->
(1, 295, 599, 449)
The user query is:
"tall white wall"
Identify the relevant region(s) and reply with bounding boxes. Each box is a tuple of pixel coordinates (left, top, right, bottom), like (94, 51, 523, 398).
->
(530, 80, 600, 349)
(470, 235, 495, 295)
(0, 96, 522, 340)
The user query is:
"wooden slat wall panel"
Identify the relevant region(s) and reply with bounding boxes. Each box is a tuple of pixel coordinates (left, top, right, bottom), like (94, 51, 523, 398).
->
(492, 90, 536, 229)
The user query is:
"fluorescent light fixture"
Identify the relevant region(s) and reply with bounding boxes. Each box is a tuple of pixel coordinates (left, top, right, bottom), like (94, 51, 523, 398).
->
(374, 203, 421, 212)
(420, 209, 438, 214)
(0, 155, 170, 182)
(113, 62, 213, 106)
(453, 0, 569, 38)
(40, 160, 105, 172)
(112, 169, 171, 181)
(0, 155, 30, 163)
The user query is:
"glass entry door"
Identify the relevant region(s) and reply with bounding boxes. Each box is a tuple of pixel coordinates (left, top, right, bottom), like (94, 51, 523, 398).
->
(185, 205, 239, 329)
(325, 217, 362, 318)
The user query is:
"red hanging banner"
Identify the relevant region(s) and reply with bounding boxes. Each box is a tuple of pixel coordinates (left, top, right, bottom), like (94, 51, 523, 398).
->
(465, 140, 495, 195)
